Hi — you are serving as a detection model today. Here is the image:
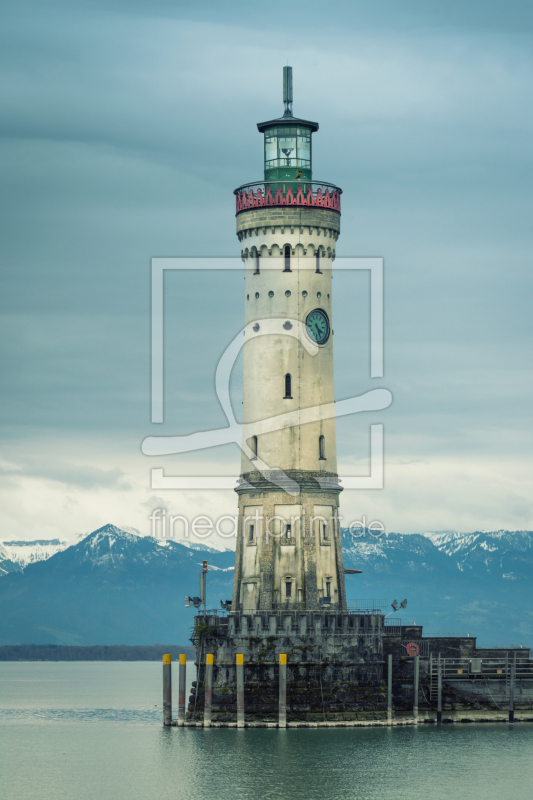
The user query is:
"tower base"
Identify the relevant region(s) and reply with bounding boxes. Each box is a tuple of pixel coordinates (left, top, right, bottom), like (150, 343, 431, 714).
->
(188, 611, 386, 722)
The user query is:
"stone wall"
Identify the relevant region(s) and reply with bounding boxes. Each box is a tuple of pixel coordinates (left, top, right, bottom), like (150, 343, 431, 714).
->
(233, 473, 346, 612)
(187, 616, 533, 722)
(188, 611, 387, 722)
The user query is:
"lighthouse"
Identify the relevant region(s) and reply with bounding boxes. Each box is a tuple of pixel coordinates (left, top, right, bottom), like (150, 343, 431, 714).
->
(186, 70, 385, 723)
(232, 67, 347, 613)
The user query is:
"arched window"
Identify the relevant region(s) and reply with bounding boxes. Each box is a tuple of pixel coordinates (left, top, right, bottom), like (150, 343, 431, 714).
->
(319, 435, 326, 460)
(251, 435, 258, 459)
(254, 253, 260, 274)
(316, 251, 321, 273)
(284, 373, 292, 398)
(284, 245, 291, 272)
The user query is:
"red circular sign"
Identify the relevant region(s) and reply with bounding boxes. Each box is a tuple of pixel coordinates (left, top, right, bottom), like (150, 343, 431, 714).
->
(406, 642, 419, 656)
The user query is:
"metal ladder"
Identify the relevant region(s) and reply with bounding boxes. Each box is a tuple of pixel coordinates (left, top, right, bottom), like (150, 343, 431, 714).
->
(429, 654, 439, 701)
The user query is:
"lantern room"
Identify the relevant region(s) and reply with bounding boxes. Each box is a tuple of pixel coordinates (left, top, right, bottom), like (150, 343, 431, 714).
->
(257, 67, 318, 182)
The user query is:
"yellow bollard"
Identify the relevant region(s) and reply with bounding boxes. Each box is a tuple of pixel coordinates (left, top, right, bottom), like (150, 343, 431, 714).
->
(236, 654, 244, 728)
(163, 654, 172, 726)
(204, 654, 214, 727)
(178, 653, 186, 726)
(279, 654, 287, 728)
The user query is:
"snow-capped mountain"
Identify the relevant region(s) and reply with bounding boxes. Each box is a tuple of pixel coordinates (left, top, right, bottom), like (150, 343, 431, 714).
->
(341, 529, 533, 648)
(341, 528, 533, 582)
(0, 538, 69, 575)
(419, 529, 533, 580)
(1, 524, 532, 648)
(0, 524, 235, 646)
(0, 525, 234, 578)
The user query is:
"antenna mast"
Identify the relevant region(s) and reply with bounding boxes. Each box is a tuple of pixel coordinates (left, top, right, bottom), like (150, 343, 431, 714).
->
(283, 66, 293, 117)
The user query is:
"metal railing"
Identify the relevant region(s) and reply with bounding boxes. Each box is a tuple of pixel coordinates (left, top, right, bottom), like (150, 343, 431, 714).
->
(384, 617, 402, 634)
(347, 599, 387, 613)
(197, 607, 386, 618)
(429, 655, 532, 685)
(234, 180, 342, 214)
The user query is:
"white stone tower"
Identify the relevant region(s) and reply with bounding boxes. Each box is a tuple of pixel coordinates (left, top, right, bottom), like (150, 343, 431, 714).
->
(232, 68, 347, 612)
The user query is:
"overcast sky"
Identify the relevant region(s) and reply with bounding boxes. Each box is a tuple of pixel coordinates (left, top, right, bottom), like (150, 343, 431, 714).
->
(1, 0, 532, 544)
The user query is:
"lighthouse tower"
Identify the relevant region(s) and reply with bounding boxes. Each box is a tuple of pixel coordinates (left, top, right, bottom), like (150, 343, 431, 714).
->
(232, 68, 347, 613)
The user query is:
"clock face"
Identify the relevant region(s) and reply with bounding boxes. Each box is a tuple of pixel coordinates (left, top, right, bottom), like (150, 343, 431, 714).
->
(306, 308, 330, 345)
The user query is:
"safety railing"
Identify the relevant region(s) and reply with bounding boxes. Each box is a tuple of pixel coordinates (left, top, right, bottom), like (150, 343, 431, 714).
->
(234, 180, 342, 214)
(347, 599, 388, 613)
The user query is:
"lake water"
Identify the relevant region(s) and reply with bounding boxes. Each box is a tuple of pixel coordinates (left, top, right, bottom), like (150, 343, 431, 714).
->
(1, 662, 532, 800)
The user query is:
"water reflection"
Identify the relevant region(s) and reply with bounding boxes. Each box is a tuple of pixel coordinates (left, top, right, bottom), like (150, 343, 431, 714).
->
(154, 725, 533, 800)
(2, 663, 532, 800)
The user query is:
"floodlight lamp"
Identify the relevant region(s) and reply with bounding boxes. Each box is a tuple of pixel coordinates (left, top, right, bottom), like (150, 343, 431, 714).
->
(400, 599, 408, 609)
(391, 599, 399, 611)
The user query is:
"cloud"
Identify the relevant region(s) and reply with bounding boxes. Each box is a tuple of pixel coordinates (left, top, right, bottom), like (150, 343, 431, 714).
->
(0, 456, 130, 490)
(1, 0, 532, 537)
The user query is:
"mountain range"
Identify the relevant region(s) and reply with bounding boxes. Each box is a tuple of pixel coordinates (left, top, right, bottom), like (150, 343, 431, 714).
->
(0, 524, 531, 648)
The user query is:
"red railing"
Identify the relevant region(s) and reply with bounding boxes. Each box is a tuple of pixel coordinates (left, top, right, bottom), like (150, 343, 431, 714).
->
(234, 181, 342, 215)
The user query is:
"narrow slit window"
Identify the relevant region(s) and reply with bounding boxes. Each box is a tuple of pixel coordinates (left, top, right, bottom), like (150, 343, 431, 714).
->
(249, 524, 254, 541)
(254, 253, 260, 274)
(325, 581, 331, 597)
(251, 435, 258, 459)
(284, 373, 292, 398)
(284, 245, 291, 271)
(285, 523, 292, 539)
(323, 523, 329, 540)
(316, 252, 321, 273)
(319, 435, 326, 460)
(285, 581, 292, 598)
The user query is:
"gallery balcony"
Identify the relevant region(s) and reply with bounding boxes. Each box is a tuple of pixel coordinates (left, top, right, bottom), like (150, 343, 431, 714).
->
(234, 180, 342, 215)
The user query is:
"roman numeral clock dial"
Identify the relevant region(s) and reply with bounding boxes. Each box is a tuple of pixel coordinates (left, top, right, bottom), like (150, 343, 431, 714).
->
(306, 308, 330, 345)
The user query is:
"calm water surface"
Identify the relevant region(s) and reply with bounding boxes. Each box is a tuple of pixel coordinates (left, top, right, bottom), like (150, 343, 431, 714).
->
(1, 662, 532, 800)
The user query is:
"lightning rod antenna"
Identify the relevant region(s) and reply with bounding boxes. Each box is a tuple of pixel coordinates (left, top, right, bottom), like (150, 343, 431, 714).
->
(283, 66, 293, 117)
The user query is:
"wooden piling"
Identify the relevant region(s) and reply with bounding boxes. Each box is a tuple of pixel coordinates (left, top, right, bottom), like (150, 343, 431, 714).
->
(163, 654, 172, 726)
(509, 653, 516, 724)
(413, 654, 419, 722)
(177, 653, 186, 726)
(437, 661, 442, 725)
(279, 654, 287, 728)
(387, 654, 392, 724)
(236, 654, 244, 728)
(204, 654, 213, 727)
